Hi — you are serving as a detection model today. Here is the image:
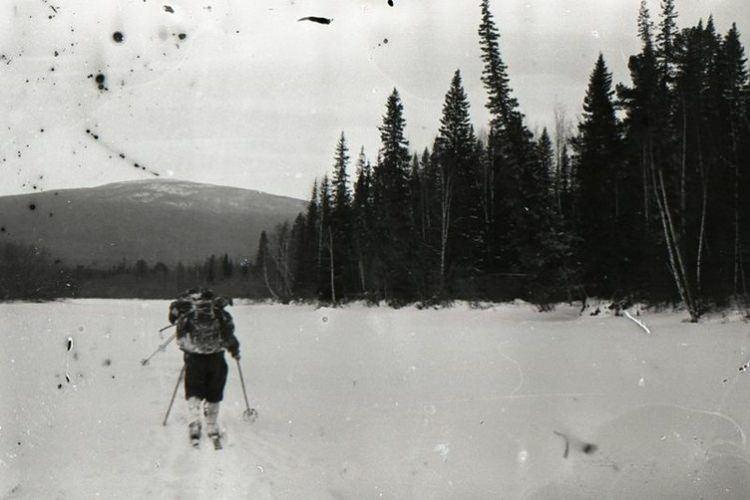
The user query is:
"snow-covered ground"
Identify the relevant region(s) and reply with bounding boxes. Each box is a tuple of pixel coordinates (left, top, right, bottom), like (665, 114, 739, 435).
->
(2, 300, 750, 499)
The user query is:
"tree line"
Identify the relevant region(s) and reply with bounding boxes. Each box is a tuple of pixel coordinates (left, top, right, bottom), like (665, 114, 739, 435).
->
(254, 0, 750, 319)
(0, 243, 268, 300)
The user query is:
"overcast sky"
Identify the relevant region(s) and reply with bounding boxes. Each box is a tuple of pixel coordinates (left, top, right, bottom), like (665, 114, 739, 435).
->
(0, 0, 748, 199)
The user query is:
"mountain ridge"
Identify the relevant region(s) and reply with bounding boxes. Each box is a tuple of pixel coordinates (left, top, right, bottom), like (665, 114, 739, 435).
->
(0, 179, 307, 268)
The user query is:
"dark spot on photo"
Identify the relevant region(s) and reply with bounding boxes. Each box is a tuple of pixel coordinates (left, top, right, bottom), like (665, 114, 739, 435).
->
(0, 227, 5, 233)
(582, 443, 597, 454)
(95, 73, 106, 90)
(388, 0, 394, 5)
(65, 373, 70, 383)
(164, 5, 174, 13)
(103, 358, 111, 366)
(67, 338, 72, 351)
(383, 38, 389, 44)
(119, 153, 126, 159)
(553, 431, 570, 458)
(57, 383, 62, 389)
(28, 203, 36, 211)
(298, 16, 333, 25)
(113, 31, 124, 43)
(178, 33, 187, 40)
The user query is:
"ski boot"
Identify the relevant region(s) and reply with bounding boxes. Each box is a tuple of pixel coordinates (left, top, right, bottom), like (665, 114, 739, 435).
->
(187, 397, 203, 447)
(204, 401, 223, 450)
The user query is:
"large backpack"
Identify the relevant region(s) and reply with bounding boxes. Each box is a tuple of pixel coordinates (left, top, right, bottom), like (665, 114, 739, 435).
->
(172, 291, 231, 354)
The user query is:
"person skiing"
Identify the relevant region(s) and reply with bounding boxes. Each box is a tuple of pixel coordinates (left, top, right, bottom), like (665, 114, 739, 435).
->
(168, 288, 240, 446)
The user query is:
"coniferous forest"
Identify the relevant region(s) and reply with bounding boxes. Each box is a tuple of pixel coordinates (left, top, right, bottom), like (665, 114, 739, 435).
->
(3, 0, 749, 321)
(252, 0, 750, 319)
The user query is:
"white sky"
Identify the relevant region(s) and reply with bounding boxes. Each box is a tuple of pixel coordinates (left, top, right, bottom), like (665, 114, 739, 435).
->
(0, 0, 747, 199)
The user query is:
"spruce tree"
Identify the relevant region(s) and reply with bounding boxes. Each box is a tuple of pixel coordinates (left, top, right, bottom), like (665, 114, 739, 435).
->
(433, 69, 482, 293)
(477, 0, 547, 291)
(536, 128, 554, 197)
(317, 175, 334, 301)
(372, 89, 415, 302)
(352, 148, 374, 296)
(572, 54, 626, 296)
(617, 1, 667, 299)
(293, 181, 320, 299)
(330, 132, 354, 300)
(656, 0, 679, 80)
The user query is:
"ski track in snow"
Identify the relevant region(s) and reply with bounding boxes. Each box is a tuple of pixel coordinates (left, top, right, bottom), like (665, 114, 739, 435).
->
(498, 340, 525, 397)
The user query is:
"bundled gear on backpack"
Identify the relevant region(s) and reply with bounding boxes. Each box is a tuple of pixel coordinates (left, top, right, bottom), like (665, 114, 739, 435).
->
(169, 288, 239, 357)
(168, 287, 240, 447)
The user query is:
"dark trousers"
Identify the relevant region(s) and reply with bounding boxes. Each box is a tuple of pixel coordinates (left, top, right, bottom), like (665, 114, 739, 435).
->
(183, 351, 228, 403)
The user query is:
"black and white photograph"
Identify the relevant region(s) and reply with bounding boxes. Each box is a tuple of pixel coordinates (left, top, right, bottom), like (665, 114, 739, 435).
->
(2, 0, 750, 498)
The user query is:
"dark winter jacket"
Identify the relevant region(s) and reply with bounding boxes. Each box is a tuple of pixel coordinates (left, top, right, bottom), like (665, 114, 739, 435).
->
(169, 298, 240, 357)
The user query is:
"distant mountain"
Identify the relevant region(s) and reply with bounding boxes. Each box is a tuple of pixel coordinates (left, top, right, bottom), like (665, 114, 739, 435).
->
(0, 179, 307, 267)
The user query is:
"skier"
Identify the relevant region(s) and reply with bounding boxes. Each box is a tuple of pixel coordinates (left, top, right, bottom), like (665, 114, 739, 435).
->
(168, 288, 240, 446)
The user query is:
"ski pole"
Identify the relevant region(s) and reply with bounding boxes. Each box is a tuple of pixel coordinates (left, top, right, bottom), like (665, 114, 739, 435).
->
(235, 358, 257, 421)
(162, 364, 186, 426)
(140, 332, 177, 366)
(158, 323, 175, 333)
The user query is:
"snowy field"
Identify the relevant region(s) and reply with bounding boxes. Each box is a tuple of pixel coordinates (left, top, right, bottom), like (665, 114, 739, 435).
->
(2, 300, 750, 499)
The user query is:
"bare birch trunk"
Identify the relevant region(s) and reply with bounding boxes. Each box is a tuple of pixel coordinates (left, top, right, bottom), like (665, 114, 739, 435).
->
(329, 229, 336, 304)
(642, 144, 649, 224)
(439, 173, 452, 292)
(262, 261, 279, 301)
(696, 179, 707, 297)
(695, 132, 707, 300)
(648, 141, 699, 321)
(657, 169, 697, 319)
(680, 99, 687, 238)
(358, 255, 366, 293)
(731, 124, 742, 297)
